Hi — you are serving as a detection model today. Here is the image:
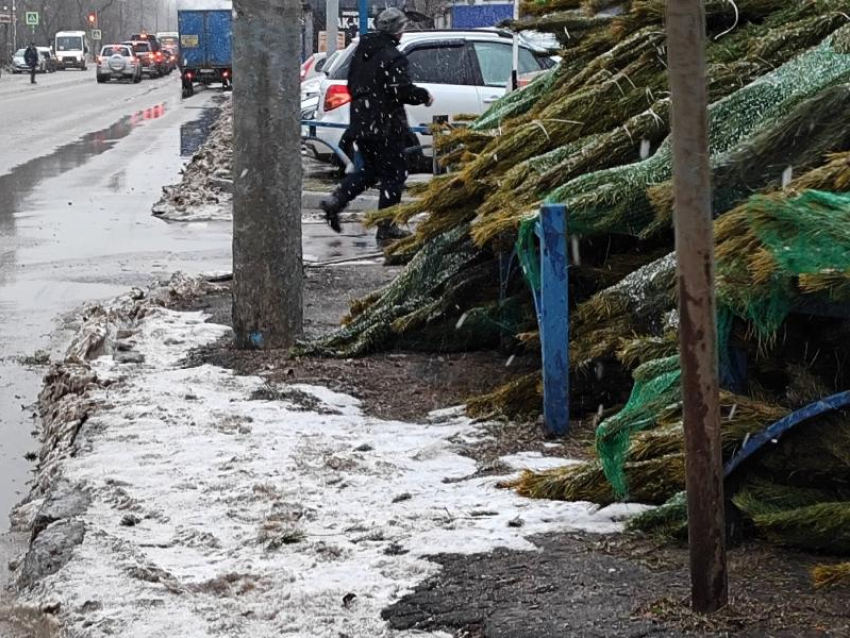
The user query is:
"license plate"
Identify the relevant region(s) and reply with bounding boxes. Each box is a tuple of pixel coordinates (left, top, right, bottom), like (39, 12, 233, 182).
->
(199, 69, 215, 74)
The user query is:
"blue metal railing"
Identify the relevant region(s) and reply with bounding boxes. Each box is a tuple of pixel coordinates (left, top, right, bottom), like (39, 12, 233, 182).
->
(301, 119, 435, 172)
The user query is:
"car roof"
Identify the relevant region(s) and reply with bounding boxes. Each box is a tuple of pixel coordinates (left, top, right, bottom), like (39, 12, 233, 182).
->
(400, 28, 514, 41)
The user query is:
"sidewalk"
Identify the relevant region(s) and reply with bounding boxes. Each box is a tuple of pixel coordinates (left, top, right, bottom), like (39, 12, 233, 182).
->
(3, 272, 639, 638)
(4, 270, 849, 638)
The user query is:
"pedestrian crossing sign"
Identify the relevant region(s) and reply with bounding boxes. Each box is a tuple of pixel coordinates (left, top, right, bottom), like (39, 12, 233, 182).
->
(91, 29, 102, 40)
(25, 11, 38, 26)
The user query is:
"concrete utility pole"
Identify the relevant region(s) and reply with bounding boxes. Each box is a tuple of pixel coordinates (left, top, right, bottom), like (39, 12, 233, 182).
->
(302, 2, 314, 58)
(231, 0, 304, 350)
(666, 0, 728, 614)
(326, 0, 338, 54)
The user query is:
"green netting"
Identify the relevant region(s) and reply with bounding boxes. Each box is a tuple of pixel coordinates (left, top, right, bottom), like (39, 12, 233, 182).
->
(472, 64, 562, 132)
(754, 191, 850, 276)
(718, 190, 850, 343)
(545, 29, 850, 237)
(516, 216, 541, 293)
(595, 190, 850, 500)
(596, 355, 682, 497)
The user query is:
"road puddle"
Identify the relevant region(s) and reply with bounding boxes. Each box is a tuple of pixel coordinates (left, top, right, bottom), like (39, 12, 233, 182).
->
(0, 103, 167, 222)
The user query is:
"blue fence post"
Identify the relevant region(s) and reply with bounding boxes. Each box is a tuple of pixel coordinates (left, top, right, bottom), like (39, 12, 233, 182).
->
(539, 204, 570, 436)
(359, 0, 369, 35)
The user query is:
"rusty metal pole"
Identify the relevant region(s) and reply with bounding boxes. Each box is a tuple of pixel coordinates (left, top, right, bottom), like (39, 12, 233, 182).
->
(665, 0, 728, 614)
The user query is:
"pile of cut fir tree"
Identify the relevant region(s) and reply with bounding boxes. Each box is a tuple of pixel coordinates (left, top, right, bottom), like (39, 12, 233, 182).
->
(299, 0, 850, 586)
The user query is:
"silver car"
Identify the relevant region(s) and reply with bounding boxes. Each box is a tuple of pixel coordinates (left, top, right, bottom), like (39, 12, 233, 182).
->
(96, 45, 142, 83)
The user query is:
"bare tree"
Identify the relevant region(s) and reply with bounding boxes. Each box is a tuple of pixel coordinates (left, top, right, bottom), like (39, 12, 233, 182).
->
(231, 0, 304, 350)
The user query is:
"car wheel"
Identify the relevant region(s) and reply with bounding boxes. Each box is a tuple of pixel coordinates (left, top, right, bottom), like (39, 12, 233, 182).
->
(81, 64, 87, 71)
(96, 74, 108, 83)
(133, 72, 142, 83)
(182, 83, 194, 98)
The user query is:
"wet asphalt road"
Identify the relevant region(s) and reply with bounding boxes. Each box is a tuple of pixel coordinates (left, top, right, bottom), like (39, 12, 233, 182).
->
(0, 68, 233, 534)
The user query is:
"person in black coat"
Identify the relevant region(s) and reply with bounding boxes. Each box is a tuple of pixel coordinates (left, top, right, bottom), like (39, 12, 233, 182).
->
(320, 8, 432, 245)
(24, 43, 39, 84)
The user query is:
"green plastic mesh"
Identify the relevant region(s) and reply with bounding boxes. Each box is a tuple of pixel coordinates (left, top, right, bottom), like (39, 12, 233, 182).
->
(545, 30, 850, 237)
(719, 190, 850, 343)
(472, 64, 561, 132)
(596, 355, 682, 498)
(516, 216, 541, 293)
(596, 190, 850, 499)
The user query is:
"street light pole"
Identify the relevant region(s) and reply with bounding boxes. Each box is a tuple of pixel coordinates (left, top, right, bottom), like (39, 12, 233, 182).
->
(665, 0, 729, 614)
(326, 0, 338, 55)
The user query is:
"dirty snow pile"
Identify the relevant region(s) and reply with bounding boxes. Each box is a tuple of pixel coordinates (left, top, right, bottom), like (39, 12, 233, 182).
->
(152, 98, 233, 222)
(9, 302, 648, 637)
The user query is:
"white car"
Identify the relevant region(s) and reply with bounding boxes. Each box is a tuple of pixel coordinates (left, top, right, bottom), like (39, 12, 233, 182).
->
(301, 50, 341, 120)
(12, 47, 55, 73)
(301, 52, 333, 83)
(96, 44, 142, 83)
(305, 30, 554, 169)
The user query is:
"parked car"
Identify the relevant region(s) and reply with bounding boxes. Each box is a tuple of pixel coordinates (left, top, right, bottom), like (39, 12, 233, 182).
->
(12, 47, 56, 73)
(301, 52, 328, 82)
(96, 44, 142, 83)
(37, 47, 58, 72)
(306, 30, 554, 170)
(11, 49, 28, 73)
(123, 40, 161, 77)
(301, 50, 341, 120)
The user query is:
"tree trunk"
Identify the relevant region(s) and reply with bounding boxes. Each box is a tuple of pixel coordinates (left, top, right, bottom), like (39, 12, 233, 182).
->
(231, 0, 304, 350)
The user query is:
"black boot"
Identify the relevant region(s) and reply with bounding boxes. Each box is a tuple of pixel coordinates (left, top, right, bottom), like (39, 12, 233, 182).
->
(319, 196, 343, 233)
(375, 221, 411, 247)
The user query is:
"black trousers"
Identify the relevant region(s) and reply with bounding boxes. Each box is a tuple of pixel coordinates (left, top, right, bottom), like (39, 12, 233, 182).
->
(30, 65, 37, 83)
(336, 137, 407, 210)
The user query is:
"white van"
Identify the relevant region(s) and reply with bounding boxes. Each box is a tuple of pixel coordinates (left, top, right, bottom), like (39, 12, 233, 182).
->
(54, 31, 89, 70)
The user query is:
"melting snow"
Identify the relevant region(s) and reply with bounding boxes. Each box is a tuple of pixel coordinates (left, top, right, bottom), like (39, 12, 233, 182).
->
(20, 308, 638, 636)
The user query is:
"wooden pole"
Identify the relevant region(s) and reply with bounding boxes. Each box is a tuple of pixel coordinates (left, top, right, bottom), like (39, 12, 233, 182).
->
(232, 0, 304, 350)
(665, 0, 728, 614)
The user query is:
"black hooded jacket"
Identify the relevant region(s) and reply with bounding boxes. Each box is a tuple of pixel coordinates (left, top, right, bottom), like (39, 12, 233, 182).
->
(25, 45, 39, 67)
(347, 32, 430, 141)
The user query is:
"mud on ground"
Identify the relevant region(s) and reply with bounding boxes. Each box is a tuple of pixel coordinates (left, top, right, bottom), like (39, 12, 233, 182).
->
(180, 264, 547, 429)
(384, 532, 850, 638)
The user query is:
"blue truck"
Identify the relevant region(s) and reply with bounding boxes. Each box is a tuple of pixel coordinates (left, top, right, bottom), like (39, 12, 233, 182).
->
(178, 8, 233, 98)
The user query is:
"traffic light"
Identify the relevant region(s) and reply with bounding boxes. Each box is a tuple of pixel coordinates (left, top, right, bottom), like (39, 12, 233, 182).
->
(87, 12, 97, 26)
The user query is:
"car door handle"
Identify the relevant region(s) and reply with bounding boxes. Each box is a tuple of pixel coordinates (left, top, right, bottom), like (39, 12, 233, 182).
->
(483, 95, 500, 104)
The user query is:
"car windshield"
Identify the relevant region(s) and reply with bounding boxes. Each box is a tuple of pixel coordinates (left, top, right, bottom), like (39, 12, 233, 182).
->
(159, 37, 178, 49)
(132, 43, 150, 53)
(102, 46, 129, 56)
(56, 36, 83, 51)
(14, 49, 25, 57)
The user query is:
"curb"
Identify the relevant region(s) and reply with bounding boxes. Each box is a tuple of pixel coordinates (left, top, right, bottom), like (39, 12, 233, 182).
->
(207, 178, 414, 212)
